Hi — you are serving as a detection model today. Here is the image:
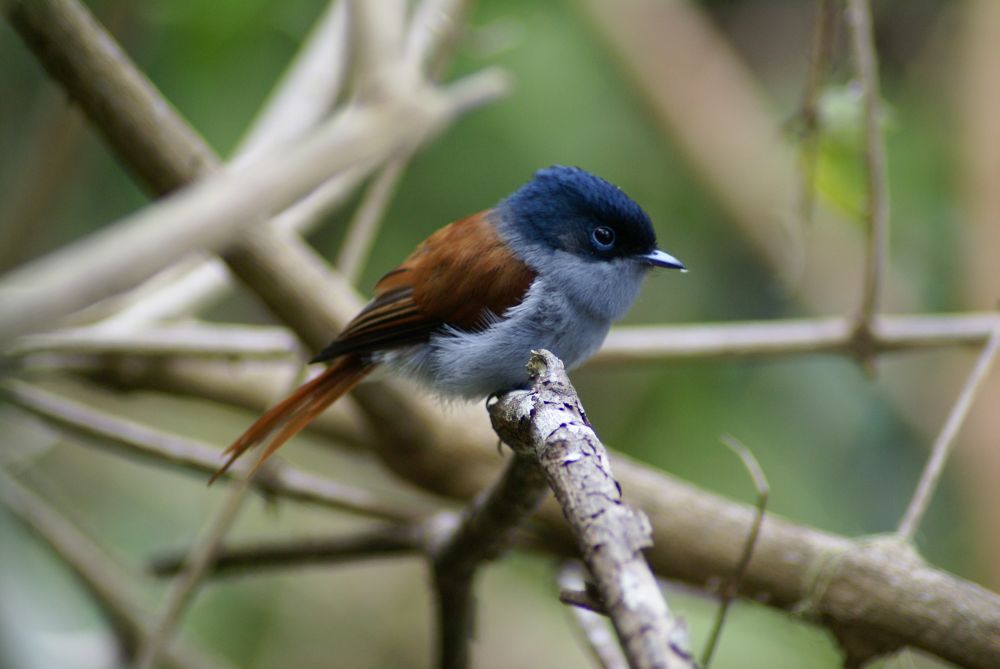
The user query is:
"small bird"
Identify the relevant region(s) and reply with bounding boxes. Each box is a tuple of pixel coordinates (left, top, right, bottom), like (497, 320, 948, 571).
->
(210, 166, 684, 483)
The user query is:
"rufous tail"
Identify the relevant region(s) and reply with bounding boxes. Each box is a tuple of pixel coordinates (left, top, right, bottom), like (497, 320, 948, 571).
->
(209, 356, 372, 484)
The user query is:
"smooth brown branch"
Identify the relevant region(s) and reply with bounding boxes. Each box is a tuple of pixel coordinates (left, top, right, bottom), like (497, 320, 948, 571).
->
(845, 0, 890, 364)
(0, 469, 232, 669)
(428, 450, 550, 669)
(490, 350, 695, 669)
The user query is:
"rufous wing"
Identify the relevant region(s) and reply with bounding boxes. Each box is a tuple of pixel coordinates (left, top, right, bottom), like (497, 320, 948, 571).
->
(312, 210, 537, 363)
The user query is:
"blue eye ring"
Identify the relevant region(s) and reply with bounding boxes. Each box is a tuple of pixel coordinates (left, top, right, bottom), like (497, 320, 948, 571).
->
(591, 226, 616, 251)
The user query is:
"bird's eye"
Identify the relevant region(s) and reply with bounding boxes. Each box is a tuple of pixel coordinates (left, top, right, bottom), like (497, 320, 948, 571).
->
(591, 226, 616, 251)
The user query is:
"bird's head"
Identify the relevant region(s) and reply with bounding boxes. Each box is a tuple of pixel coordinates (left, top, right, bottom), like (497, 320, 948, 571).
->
(498, 165, 685, 272)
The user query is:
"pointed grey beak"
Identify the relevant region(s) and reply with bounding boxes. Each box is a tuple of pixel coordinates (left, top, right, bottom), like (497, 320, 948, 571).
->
(640, 249, 686, 271)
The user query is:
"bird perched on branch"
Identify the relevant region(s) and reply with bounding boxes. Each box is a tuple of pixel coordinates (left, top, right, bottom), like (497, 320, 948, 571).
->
(211, 165, 685, 483)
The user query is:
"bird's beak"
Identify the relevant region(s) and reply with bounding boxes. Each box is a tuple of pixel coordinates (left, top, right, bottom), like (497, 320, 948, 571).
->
(640, 249, 687, 271)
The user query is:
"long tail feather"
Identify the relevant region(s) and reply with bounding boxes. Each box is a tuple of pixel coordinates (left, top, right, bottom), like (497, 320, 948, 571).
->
(209, 356, 372, 484)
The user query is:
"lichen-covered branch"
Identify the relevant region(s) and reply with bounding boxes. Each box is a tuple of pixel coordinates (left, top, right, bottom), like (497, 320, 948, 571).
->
(490, 351, 695, 669)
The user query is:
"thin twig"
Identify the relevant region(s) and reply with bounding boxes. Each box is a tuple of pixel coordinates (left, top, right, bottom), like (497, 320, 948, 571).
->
(3, 380, 423, 521)
(137, 474, 253, 669)
(429, 451, 550, 669)
(232, 0, 350, 164)
(558, 587, 605, 615)
(795, 0, 837, 228)
(558, 562, 627, 669)
(0, 469, 230, 669)
(150, 524, 425, 577)
(336, 155, 410, 283)
(845, 0, 890, 366)
(896, 321, 1000, 541)
(406, 0, 473, 72)
(95, 169, 371, 328)
(9, 322, 298, 358)
(701, 436, 769, 669)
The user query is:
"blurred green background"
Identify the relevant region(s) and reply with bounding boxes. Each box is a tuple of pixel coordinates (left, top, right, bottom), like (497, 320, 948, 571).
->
(1, 1, 989, 667)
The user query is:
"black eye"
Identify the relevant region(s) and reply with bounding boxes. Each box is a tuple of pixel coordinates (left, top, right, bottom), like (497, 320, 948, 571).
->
(591, 226, 616, 250)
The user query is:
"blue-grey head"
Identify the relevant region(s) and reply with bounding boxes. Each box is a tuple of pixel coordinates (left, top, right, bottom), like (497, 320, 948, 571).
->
(498, 165, 685, 272)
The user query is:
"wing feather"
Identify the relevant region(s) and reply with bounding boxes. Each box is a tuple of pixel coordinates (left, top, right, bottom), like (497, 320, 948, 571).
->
(312, 211, 536, 363)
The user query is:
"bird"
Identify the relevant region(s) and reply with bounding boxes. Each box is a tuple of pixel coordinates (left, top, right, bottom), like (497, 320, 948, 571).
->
(210, 165, 685, 483)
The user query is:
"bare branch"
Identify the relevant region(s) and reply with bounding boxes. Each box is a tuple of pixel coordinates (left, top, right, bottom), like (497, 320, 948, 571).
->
(490, 350, 695, 669)
(1, 0, 510, 342)
(18, 311, 999, 372)
(897, 321, 1000, 540)
(101, 0, 358, 327)
(593, 312, 1000, 364)
(845, 0, 890, 364)
(233, 0, 350, 164)
(428, 451, 549, 669)
(9, 323, 298, 359)
(0, 78, 490, 342)
(336, 156, 410, 283)
(8, 1, 1000, 666)
(701, 436, 769, 668)
(3, 380, 423, 521)
(150, 525, 424, 578)
(19, 313, 1000, 667)
(0, 469, 231, 669)
(137, 476, 252, 669)
(97, 170, 370, 328)
(558, 562, 628, 669)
